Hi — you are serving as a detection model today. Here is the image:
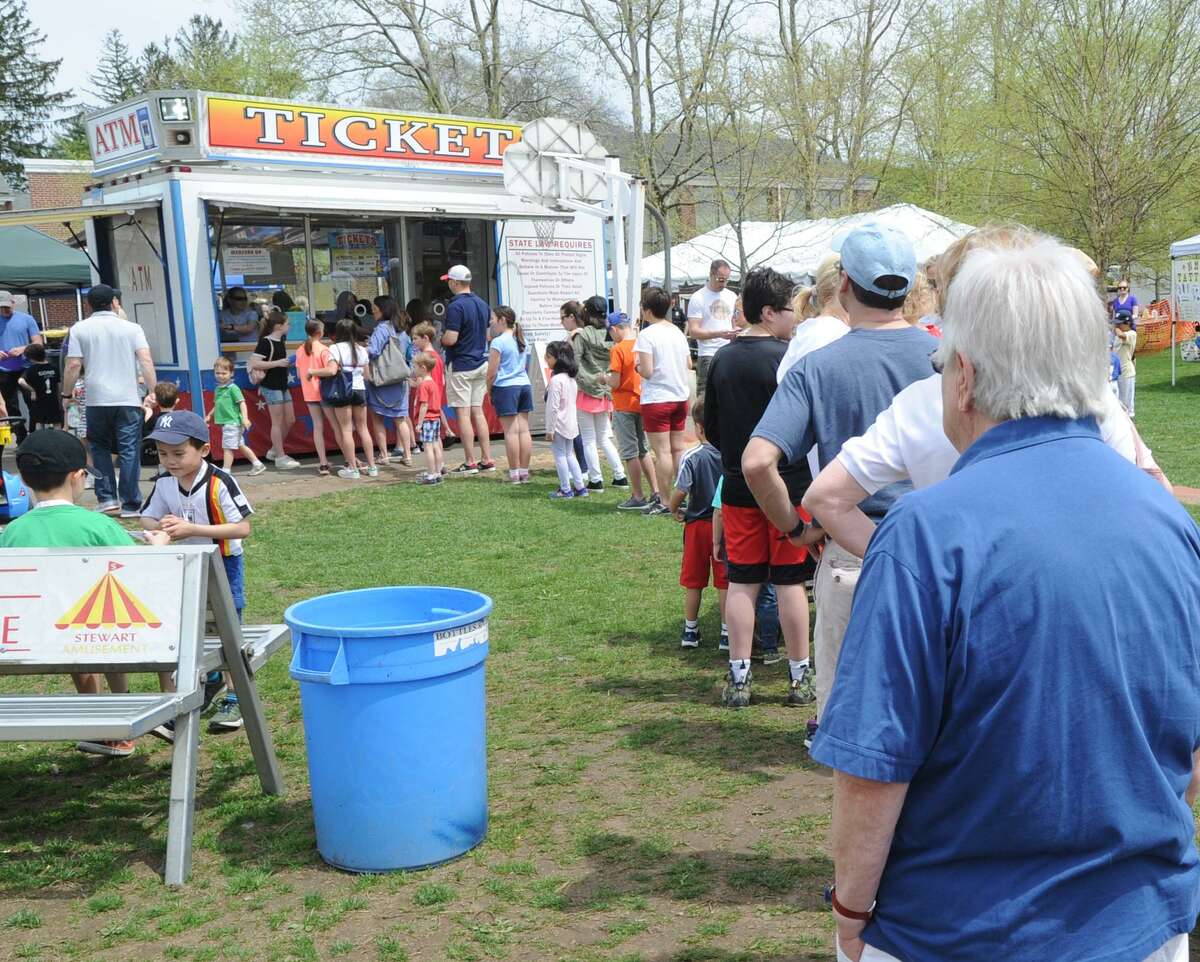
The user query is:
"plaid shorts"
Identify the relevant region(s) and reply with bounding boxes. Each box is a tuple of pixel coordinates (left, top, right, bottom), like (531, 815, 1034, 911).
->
(420, 419, 441, 443)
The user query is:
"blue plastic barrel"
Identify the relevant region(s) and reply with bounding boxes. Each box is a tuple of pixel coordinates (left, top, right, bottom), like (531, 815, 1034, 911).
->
(285, 585, 493, 872)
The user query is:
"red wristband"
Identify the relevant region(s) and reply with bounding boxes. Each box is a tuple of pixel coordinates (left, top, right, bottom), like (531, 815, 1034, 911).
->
(826, 884, 875, 922)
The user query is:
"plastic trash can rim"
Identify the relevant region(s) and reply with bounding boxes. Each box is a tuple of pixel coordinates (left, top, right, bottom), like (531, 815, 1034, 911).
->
(284, 585, 493, 638)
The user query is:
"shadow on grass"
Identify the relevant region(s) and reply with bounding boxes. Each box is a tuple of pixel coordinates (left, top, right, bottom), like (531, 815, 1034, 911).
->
(641, 950, 826, 962)
(556, 831, 831, 912)
(0, 745, 319, 896)
(614, 713, 809, 776)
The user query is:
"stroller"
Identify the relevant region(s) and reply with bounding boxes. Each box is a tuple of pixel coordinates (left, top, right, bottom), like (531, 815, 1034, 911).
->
(0, 417, 31, 523)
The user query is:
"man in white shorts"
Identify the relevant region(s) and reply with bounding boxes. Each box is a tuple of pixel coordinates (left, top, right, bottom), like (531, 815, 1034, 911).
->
(440, 265, 494, 474)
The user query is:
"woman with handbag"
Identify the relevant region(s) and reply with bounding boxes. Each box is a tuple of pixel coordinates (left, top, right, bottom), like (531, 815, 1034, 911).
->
(311, 319, 376, 480)
(366, 296, 414, 467)
(249, 310, 299, 469)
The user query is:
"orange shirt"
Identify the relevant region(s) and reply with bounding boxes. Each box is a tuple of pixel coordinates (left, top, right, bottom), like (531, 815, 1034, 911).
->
(609, 337, 641, 413)
(422, 347, 447, 407)
(415, 377, 441, 420)
(295, 341, 331, 404)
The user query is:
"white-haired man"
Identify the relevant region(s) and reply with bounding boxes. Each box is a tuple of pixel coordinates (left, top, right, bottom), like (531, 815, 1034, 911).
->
(814, 237, 1200, 962)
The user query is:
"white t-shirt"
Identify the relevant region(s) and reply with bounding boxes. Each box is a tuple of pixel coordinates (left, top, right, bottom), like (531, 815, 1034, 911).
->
(139, 461, 253, 556)
(66, 311, 149, 407)
(687, 285, 737, 358)
(634, 322, 691, 404)
(331, 341, 368, 391)
(777, 315, 850, 384)
(837, 374, 1139, 495)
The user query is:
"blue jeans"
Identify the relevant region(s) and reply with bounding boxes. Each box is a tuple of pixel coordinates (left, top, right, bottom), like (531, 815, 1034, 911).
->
(753, 583, 780, 654)
(87, 405, 144, 512)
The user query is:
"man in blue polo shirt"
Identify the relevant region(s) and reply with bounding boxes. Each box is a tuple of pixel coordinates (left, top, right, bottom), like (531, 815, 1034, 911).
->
(440, 264, 495, 474)
(815, 235, 1200, 962)
(0, 290, 43, 442)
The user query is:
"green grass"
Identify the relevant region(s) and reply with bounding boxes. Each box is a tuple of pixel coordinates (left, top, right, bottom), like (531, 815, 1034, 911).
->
(3, 364, 1195, 961)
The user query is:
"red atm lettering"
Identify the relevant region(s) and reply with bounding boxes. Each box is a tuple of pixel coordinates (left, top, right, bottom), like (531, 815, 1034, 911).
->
(94, 113, 141, 156)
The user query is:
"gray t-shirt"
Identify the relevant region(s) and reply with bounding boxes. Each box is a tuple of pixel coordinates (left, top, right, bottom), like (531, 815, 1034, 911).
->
(66, 311, 149, 408)
(675, 442, 722, 522)
(752, 326, 939, 520)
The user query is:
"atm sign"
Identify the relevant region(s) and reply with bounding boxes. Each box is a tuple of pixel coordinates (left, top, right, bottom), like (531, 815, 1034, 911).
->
(88, 102, 158, 166)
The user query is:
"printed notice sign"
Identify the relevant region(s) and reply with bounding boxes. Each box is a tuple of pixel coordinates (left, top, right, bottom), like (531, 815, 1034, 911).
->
(0, 554, 185, 665)
(1175, 255, 1200, 322)
(433, 620, 488, 657)
(224, 246, 273, 276)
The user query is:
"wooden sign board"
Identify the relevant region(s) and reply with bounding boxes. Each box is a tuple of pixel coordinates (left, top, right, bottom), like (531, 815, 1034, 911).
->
(0, 552, 185, 665)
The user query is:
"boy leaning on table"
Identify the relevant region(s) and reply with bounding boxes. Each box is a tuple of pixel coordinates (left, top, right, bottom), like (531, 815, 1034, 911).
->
(0, 429, 170, 758)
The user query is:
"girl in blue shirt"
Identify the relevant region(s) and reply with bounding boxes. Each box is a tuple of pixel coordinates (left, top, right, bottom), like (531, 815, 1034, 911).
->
(487, 306, 533, 483)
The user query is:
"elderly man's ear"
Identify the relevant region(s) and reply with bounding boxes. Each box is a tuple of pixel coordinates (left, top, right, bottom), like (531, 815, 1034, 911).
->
(953, 352, 976, 415)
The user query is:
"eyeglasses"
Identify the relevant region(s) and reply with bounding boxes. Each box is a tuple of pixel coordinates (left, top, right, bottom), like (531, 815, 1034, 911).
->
(1117, 287, 1129, 291)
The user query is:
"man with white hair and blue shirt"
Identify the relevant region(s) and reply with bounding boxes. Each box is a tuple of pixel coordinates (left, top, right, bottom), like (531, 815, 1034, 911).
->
(742, 223, 936, 726)
(810, 235, 1200, 962)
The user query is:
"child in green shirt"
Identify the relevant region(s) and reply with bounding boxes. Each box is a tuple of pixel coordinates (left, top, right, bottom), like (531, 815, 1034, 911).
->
(205, 357, 266, 475)
(0, 430, 169, 757)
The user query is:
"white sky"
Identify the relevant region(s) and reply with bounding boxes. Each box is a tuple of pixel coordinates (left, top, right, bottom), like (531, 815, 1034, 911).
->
(30, 0, 241, 104)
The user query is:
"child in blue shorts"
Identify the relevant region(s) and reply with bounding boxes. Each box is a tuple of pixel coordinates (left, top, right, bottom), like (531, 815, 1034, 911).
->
(139, 409, 254, 732)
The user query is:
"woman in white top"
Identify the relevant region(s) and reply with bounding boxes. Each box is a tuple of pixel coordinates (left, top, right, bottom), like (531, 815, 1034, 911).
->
(313, 318, 377, 480)
(802, 226, 1171, 558)
(634, 286, 693, 506)
(777, 252, 850, 384)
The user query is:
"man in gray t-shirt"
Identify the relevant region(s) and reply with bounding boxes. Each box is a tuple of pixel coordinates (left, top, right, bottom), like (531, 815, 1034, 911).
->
(61, 284, 158, 517)
(743, 223, 934, 733)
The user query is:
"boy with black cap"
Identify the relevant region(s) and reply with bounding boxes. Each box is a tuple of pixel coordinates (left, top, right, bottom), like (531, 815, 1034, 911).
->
(139, 409, 254, 732)
(0, 429, 169, 756)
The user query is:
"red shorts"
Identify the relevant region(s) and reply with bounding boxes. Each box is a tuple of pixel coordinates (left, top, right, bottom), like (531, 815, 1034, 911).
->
(642, 399, 688, 433)
(680, 518, 729, 590)
(722, 503, 812, 585)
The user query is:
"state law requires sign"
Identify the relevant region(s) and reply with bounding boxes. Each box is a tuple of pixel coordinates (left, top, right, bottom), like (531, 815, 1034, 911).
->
(88, 101, 158, 167)
(0, 553, 184, 666)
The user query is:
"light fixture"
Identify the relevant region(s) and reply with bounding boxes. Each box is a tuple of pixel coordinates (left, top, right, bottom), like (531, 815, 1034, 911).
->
(158, 97, 191, 123)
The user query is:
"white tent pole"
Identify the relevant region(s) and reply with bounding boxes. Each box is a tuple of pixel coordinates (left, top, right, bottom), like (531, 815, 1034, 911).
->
(624, 178, 645, 320)
(1171, 255, 1178, 387)
(606, 156, 625, 313)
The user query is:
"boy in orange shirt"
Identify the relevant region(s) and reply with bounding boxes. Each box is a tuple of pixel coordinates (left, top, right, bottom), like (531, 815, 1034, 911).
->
(606, 311, 660, 511)
(412, 353, 445, 484)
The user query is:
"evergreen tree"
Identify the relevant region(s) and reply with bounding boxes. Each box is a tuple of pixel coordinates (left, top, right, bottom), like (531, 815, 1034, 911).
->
(0, 0, 70, 186)
(89, 30, 144, 105)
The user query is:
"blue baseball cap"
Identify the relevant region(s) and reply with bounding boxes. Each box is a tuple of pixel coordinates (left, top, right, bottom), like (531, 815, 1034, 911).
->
(147, 409, 210, 445)
(606, 310, 629, 329)
(835, 222, 916, 299)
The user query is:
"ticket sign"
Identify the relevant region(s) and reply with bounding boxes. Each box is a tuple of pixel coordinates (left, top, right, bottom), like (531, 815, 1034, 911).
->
(0, 554, 184, 665)
(206, 96, 522, 168)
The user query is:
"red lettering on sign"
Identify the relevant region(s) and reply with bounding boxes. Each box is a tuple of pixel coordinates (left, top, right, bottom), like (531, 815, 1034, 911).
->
(2, 615, 21, 645)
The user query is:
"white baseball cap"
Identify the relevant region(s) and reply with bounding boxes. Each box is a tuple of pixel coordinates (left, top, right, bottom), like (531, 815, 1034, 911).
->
(0, 291, 15, 307)
(440, 265, 471, 282)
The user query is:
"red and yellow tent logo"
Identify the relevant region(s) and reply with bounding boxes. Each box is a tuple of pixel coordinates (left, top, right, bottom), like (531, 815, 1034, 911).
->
(55, 562, 163, 630)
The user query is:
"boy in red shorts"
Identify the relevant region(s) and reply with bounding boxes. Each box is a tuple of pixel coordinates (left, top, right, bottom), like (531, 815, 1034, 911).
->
(669, 400, 727, 649)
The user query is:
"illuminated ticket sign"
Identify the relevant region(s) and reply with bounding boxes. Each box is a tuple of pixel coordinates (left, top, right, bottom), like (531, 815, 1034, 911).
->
(206, 96, 521, 168)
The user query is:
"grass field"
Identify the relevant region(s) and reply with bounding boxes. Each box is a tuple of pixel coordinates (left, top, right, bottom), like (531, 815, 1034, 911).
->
(2, 347, 1199, 962)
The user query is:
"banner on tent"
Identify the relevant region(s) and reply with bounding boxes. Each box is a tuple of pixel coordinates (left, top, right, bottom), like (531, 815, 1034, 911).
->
(1174, 256, 1200, 322)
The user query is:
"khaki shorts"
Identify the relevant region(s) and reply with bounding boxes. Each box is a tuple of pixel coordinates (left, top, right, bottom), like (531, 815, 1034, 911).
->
(612, 410, 648, 460)
(446, 362, 488, 409)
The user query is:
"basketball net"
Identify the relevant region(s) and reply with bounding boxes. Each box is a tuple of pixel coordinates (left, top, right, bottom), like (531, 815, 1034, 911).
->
(533, 220, 558, 246)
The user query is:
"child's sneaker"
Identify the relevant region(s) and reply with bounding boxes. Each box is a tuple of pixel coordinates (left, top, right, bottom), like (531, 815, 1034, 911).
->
(366, 465, 379, 477)
(247, 462, 267, 476)
(718, 631, 730, 652)
(571, 486, 589, 498)
(417, 472, 442, 485)
(787, 671, 816, 707)
(643, 502, 670, 516)
(337, 466, 361, 480)
(479, 460, 497, 472)
(586, 479, 604, 492)
(611, 476, 630, 488)
(549, 488, 574, 500)
(681, 626, 700, 649)
(209, 694, 244, 731)
(721, 669, 752, 708)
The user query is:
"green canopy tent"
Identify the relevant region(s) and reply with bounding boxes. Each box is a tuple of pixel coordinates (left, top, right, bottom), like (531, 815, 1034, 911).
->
(0, 225, 91, 290)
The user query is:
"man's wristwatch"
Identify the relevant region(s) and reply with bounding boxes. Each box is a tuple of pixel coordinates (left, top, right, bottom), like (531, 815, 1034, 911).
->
(824, 884, 875, 922)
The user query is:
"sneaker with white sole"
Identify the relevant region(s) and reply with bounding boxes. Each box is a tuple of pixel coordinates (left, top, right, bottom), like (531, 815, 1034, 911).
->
(119, 509, 140, 519)
(451, 462, 480, 476)
(617, 495, 648, 511)
(366, 465, 379, 477)
(417, 473, 443, 485)
(247, 462, 267, 476)
(95, 500, 120, 514)
(209, 695, 244, 731)
(721, 669, 752, 708)
(718, 632, 730, 652)
(611, 476, 630, 488)
(275, 456, 301, 469)
(337, 466, 361, 480)
(681, 626, 700, 649)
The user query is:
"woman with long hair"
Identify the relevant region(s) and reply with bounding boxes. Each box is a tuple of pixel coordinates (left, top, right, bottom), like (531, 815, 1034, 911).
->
(295, 319, 333, 475)
(573, 295, 628, 491)
(487, 305, 533, 483)
(248, 310, 299, 469)
(366, 295, 415, 466)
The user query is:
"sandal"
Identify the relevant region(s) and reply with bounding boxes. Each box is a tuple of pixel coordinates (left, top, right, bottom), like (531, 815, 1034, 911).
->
(317, 464, 331, 476)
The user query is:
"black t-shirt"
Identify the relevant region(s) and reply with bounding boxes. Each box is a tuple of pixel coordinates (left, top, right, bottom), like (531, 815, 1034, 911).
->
(703, 334, 811, 508)
(254, 336, 289, 391)
(25, 361, 61, 421)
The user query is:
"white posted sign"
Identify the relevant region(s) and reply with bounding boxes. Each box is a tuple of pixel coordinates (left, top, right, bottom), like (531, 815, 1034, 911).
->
(0, 554, 185, 665)
(1174, 255, 1200, 322)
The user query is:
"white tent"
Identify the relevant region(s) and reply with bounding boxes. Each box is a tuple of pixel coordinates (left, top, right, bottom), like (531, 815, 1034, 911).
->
(1167, 231, 1200, 384)
(643, 203, 975, 288)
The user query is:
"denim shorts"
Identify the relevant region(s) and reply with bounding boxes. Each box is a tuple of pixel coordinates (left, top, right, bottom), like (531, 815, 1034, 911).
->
(261, 386, 289, 405)
(491, 383, 533, 417)
(222, 552, 246, 613)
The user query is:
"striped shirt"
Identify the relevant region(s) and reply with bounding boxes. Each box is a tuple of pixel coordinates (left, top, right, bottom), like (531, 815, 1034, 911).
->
(139, 461, 253, 557)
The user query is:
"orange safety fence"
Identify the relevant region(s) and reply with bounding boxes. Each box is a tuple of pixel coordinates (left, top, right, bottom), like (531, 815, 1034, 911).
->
(1133, 300, 1196, 357)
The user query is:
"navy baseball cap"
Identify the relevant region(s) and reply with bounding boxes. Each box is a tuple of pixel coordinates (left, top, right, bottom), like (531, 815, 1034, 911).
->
(835, 222, 916, 299)
(606, 310, 629, 329)
(1113, 311, 1136, 328)
(147, 409, 209, 445)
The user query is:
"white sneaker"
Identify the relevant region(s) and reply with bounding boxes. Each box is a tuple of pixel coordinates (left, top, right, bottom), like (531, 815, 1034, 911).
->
(337, 466, 361, 480)
(366, 465, 379, 477)
(264, 447, 278, 460)
(275, 456, 301, 469)
(247, 462, 267, 476)
(95, 500, 120, 514)
(119, 510, 140, 519)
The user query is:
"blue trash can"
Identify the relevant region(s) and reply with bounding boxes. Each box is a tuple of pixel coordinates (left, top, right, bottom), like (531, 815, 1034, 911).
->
(286, 585, 493, 872)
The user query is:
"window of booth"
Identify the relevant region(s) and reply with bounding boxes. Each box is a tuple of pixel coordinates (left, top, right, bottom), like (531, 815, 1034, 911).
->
(208, 213, 309, 345)
(308, 219, 389, 329)
(405, 219, 494, 327)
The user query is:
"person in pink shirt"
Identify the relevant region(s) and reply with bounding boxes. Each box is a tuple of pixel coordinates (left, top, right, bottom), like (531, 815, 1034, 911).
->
(295, 320, 333, 476)
(544, 341, 587, 500)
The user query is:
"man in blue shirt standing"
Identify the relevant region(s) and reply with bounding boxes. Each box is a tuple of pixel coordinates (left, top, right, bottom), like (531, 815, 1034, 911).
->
(440, 264, 495, 474)
(814, 234, 1200, 962)
(0, 290, 44, 442)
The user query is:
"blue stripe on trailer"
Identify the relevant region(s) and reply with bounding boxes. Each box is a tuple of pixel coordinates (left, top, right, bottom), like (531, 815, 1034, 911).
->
(169, 179, 206, 416)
